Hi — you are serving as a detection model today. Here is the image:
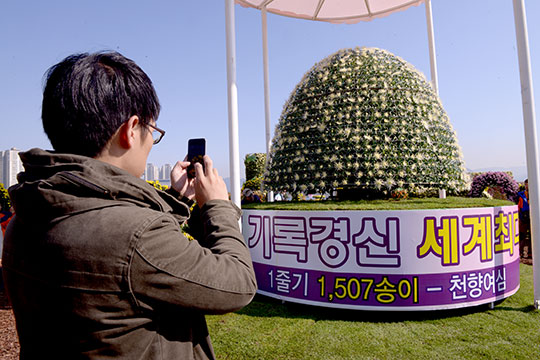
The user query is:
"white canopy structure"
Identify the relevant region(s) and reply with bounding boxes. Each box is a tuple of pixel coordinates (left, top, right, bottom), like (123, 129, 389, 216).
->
(223, 0, 539, 308)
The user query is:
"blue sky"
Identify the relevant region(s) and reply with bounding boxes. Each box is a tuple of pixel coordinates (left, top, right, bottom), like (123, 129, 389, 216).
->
(1, 0, 538, 182)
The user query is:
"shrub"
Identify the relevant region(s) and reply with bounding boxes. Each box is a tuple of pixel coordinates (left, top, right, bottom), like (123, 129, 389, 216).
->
(0, 183, 10, 209)
(244, 153, 266, 181)
(391, 189, 409, 200)
(242, 177, 262, 192)
(147, 180, 168, 191)
(469, 172, 519, 202)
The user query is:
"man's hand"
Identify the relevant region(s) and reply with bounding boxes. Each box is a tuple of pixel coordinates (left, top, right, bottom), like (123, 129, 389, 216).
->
(194, 155, 229, 207)
(170, 160, 196, 200)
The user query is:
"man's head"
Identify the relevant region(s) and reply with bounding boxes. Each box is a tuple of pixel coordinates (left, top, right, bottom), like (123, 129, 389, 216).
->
(42, 52, 160, 158)
(243, 188, 254, 200)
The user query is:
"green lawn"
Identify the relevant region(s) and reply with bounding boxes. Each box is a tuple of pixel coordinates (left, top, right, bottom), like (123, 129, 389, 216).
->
(208, 263, 539, 359)
(241, 197, 514, 211)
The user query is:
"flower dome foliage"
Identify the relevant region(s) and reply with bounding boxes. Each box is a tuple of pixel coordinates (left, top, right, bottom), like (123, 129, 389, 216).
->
(264, 47, 468, 196)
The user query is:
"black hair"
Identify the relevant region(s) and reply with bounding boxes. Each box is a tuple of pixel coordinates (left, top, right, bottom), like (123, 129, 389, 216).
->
(42, 51, 160, 157)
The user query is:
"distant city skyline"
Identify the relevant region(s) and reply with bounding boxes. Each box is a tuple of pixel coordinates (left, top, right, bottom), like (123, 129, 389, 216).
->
(1, 148, 24, 188)
(143, 163, 172, 187)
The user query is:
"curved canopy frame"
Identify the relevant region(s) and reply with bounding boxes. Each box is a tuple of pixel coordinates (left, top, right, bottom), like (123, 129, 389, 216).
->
(236, 0, 424, 24)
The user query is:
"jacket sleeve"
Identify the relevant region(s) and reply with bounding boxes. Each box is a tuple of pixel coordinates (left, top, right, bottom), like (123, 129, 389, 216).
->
(128, 199, 257, 314)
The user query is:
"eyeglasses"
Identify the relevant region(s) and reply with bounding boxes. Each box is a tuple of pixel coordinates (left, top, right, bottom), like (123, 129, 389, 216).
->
(146, 123, 166, 145)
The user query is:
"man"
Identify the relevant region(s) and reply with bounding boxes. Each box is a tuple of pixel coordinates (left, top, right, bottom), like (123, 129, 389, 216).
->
(241, 188, 261, 205)
(517, 179, 531, 259)
(0, 204, 13, 238)
(2, 52, 257, 359)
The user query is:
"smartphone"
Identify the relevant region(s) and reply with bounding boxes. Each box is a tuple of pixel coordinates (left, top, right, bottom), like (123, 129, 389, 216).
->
(187, 138, 206, 178)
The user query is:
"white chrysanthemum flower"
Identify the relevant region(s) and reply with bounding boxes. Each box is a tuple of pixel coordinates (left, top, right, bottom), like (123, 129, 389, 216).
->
(266, 47, 467, 194)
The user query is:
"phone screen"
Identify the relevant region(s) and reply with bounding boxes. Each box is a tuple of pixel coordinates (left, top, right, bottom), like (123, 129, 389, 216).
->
(187, 138, 206, 178)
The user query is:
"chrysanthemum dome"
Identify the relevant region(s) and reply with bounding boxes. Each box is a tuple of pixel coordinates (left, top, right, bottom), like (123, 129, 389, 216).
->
(264, 47, 468, 196)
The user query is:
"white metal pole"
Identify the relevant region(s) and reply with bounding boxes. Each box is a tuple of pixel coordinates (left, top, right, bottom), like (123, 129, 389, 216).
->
(512, 0, 540, 309)
(225, 0, 241, 208)
(261, 6, 274, 202)
(262, 7, 272, 156)
(424, 0, 439, 95)
(425, 0, 446, 199)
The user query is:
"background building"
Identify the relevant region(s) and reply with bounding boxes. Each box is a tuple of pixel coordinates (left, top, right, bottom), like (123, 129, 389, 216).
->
(1, 148, 24, 188)
(143, 163, 172, 187)
(144, 163, 159, 181)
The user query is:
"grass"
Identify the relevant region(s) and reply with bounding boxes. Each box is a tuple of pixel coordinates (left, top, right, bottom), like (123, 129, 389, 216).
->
(241, 197, 514, 211)
(207, 263, 540, 359)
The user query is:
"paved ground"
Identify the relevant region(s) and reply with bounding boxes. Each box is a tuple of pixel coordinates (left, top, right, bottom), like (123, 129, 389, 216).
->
(0, 307, 18, 360)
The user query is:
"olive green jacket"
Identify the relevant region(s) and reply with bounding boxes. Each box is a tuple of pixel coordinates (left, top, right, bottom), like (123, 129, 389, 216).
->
(2, 148, 257, 359)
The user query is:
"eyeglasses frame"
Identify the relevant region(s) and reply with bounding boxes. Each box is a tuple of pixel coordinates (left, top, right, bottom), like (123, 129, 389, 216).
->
(146, 123, 166, 145)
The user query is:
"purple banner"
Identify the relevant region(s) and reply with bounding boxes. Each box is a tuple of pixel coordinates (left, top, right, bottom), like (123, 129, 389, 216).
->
(243, 206, 521, 310)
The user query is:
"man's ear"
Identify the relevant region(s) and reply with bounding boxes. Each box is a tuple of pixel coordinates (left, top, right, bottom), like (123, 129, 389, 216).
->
(118, 115, 140, 149)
